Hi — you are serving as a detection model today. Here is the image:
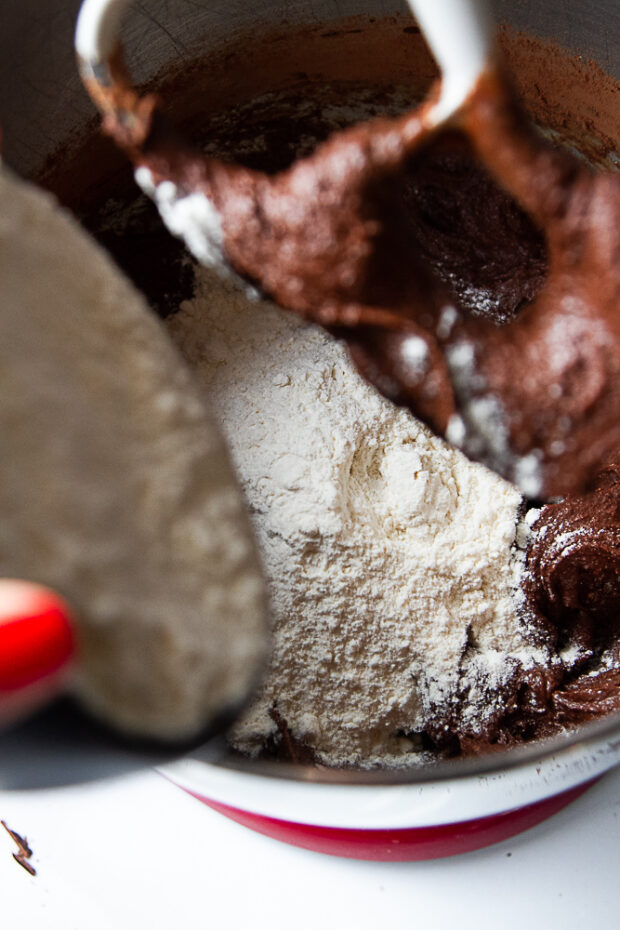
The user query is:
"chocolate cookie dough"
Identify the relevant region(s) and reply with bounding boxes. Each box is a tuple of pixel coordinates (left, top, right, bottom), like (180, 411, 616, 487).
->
(44, 19, 620, 764)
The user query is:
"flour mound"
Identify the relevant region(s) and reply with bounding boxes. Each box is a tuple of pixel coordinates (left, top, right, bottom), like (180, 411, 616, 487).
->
(168, 267, 549, 768)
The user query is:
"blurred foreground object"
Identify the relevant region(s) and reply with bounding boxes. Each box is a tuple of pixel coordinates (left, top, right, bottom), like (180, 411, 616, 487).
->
(0, 166, 268, 741)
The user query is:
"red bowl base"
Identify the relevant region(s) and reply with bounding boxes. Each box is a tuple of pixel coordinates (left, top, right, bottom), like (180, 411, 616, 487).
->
(185, 780, 596, 861)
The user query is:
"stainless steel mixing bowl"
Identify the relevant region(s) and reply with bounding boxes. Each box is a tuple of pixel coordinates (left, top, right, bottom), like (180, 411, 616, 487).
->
(1, 0, 619, 858)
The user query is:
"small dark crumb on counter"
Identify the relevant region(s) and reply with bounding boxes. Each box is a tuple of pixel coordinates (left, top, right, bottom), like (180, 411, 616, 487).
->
(1, 820, 36, 876)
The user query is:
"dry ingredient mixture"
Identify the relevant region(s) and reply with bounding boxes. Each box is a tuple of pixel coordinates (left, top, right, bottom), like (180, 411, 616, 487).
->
(167, 267, 548, 767)
(39, 20, 620, 765)
(166, 259, 620, 767)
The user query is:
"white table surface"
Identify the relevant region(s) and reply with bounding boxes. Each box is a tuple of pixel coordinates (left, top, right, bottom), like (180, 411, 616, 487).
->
(1, 762, 619, 930)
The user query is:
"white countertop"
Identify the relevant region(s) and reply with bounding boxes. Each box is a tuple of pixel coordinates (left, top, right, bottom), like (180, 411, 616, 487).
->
(1, 763, 619, 929)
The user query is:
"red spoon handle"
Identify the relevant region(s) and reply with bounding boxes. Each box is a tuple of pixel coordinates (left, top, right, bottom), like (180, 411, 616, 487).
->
(0, 581, 75, 719)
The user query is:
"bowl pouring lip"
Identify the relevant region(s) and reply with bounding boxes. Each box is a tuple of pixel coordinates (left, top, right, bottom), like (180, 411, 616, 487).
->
(160, 714, 620, 829)
(166, 709, 620, 786)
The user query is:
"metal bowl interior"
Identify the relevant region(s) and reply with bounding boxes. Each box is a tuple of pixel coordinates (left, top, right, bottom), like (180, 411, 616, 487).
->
(1, 0, 619, 795)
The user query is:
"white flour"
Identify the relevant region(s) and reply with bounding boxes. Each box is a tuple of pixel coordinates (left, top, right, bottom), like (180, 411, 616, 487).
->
(168, 266, 550, 768)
